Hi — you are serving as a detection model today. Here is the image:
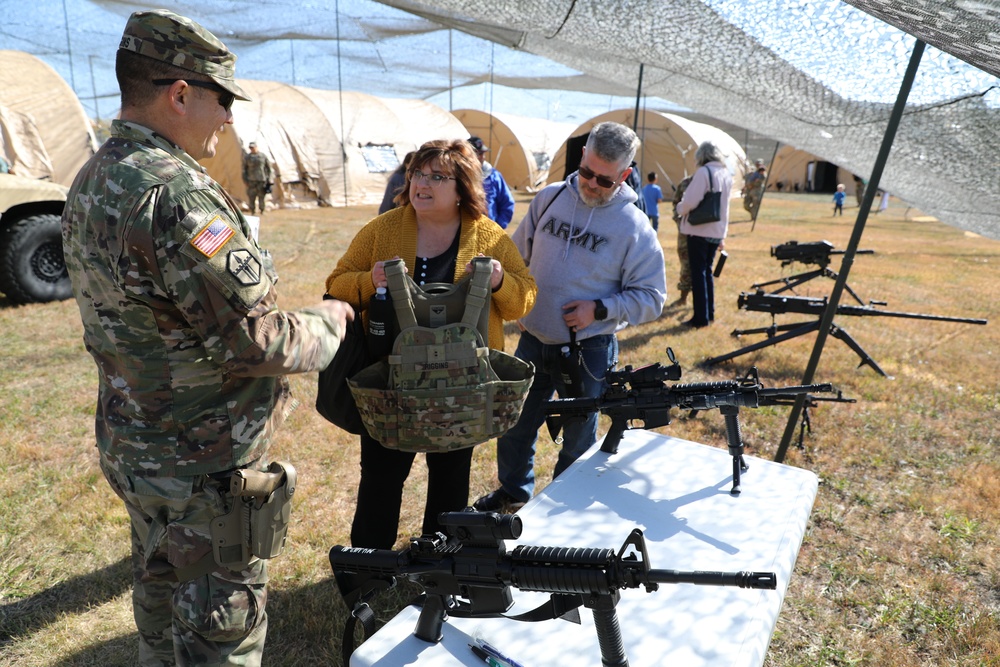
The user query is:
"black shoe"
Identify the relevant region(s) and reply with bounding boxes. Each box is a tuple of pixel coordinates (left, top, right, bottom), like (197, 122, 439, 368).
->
(681, 319, 709, 329)
(473, 488, 526, 513)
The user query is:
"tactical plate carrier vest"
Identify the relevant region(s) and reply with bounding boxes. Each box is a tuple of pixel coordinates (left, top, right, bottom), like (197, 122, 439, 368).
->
(348, 257, 534, 452)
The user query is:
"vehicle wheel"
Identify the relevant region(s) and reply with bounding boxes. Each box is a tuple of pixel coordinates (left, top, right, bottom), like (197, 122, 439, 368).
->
(0, 213, 72, 304)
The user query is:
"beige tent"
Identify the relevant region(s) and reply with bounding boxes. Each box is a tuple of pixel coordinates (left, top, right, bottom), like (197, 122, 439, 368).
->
(765, 145, 860, 196)
(550, 109, 747, 200)
(0, 51, 96, 185)
(200, 81, 469, 209)
(451, 109, 576, 191)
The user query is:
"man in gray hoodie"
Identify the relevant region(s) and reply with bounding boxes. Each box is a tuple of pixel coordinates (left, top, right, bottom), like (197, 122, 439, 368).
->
(475, 121, 667, 512)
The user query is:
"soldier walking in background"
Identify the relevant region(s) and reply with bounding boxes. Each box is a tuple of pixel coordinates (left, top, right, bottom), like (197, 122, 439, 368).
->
(670, 175, 693, 305)
(742, 159, 766, 216)
(242, 141, 272, 214)
(61, 10, 352, 665)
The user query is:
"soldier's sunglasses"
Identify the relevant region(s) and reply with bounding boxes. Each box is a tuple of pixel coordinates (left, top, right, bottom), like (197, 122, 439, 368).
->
(152, 79, 235, 111)
(577, 165, 620, 189)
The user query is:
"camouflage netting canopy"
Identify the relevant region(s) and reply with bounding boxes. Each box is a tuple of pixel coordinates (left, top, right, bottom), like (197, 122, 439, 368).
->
(378, 0, 1000, 240)
(6, 1, 1000, 237)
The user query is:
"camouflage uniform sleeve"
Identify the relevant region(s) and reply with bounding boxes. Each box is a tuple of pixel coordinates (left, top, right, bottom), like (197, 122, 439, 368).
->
(164, 189, 343, 377)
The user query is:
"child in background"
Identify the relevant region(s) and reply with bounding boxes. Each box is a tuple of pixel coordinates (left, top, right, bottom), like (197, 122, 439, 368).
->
(833, 184, 846, 216)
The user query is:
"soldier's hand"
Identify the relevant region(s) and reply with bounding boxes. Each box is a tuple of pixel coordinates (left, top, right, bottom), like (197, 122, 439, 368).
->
(315, 299, 355, 334)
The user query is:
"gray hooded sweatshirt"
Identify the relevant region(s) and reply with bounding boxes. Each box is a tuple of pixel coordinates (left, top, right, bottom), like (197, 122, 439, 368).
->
(512, 173, 667, 345)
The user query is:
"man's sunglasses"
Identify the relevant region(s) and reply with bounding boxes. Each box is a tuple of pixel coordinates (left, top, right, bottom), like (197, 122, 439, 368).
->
(152, 79, 235, 111)
(578, 165, 620, 189)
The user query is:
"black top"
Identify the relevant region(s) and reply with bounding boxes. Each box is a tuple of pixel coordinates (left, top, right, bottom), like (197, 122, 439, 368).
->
(415, 227, 460, 285)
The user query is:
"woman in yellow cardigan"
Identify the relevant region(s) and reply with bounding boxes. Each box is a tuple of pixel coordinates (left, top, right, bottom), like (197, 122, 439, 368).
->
(325, 138, 537, 548)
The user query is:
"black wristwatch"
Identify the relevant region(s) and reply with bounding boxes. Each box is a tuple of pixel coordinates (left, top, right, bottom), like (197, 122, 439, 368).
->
(593, 299, 608, 321)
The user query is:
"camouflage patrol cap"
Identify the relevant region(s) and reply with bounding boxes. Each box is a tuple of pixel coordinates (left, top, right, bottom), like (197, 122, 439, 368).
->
(119, 9, 251, 102)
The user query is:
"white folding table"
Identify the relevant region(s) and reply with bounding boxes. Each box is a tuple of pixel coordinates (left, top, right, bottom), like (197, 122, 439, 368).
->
(349, 430, 818, 667)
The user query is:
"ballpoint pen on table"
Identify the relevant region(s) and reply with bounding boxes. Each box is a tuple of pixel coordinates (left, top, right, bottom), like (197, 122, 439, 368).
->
(474, 638, 527, 667)
(469, 644, 506, 667)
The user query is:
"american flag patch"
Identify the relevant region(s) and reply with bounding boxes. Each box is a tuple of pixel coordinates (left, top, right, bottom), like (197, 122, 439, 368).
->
(190, 217, 235, 257)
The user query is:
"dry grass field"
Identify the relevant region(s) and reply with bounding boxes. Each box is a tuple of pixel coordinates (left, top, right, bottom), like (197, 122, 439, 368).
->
(1, 191, 998, 666)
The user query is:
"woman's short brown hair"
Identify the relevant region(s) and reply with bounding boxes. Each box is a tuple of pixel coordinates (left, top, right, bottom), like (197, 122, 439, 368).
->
(397, 139, 486, 221)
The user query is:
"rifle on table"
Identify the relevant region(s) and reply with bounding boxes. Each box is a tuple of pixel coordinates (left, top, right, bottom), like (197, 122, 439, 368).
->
(703, 291, 988, 377)
(330, 510, 776, 667)
(544, 349, 841, 494)
(753, 240, 875, 304)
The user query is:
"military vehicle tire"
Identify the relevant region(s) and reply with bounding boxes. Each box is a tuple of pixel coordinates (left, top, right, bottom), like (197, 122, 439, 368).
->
(0, 213, 72, 304)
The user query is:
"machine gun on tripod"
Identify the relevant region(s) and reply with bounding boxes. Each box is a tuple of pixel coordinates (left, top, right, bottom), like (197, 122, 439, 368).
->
(330, 510, 776, 667)
(702, 291, 988, 377)
(753, 240, 874, 305)
(544, 348, 842, 494)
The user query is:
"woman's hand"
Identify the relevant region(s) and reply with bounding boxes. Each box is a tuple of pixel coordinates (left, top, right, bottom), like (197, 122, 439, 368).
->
(371, 256, 404, 289)
(466, 255, 504, 290)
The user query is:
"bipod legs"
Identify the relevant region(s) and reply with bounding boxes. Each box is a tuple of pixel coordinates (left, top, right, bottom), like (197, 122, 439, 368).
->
(829, 324, 891, 378)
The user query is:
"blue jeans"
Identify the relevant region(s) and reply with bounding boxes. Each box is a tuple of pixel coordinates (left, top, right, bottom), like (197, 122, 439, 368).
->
(496, 330, 618, 502)
(687, 234, 720, 326)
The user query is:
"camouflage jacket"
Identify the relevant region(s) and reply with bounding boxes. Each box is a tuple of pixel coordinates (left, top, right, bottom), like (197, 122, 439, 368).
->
(62, 120, 342, 477)
(242, 151, 271, 184)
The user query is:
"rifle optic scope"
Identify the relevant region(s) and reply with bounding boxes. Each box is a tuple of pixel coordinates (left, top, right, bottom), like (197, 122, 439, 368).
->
(439, 510, 522, 542)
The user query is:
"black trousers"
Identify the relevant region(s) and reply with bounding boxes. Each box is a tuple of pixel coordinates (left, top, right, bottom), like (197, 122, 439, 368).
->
(350, 433, 474, 549)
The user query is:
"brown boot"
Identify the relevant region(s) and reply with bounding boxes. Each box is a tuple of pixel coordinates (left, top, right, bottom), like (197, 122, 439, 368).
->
(673, 290, 689, 306)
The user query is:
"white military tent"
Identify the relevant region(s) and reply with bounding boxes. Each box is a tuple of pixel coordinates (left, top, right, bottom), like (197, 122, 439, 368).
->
(0, 50, 96, 186)
(200, 81, 469, 209)
(451, 109, 575, 191)
(550, 109, 747, 200)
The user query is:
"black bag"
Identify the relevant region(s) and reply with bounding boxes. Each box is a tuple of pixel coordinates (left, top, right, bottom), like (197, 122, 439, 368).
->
(315, 294, 371, 434)
(687, 167, 722, 225)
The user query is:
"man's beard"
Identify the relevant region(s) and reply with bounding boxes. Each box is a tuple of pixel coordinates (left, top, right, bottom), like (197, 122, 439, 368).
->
(579, 184, 615, 207)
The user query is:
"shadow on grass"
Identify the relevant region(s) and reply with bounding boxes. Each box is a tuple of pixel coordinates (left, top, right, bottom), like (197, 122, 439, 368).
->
(53, 634, 137, 667)
(0, 556, 131, 643)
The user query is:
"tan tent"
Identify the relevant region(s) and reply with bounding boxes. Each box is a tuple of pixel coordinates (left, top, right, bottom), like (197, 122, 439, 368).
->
(200, 81, 469, 209)
(550, 109, 747, 200)
(0, 50, 96, 186)
(765, 145, 860, 196)
(451, 109, 576, 191)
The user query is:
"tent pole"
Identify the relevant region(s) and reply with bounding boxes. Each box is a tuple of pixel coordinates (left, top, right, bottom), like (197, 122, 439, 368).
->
(774, 39, 926, 464)
(750, 141, 780, 232)
(334, 0, 349, 206)
(632, 63, 644, 133)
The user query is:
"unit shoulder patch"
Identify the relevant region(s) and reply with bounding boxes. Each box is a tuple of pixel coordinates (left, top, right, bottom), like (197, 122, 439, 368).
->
(227, 249, 262, 286)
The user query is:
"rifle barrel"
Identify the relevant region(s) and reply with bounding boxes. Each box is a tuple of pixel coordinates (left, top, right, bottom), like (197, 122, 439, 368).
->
(837, 305, 987, 324)
(646, 569, 777, 589)
(758, 383, 833, 397)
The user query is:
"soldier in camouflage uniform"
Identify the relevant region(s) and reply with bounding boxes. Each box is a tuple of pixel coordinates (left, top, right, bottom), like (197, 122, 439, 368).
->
(671, 176, 693, 305)
(242, 142, 272, 215)
(60, 10, 354, 666)
(742, 160, 767, 217)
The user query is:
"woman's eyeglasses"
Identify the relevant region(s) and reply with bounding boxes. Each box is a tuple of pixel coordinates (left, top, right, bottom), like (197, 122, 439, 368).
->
(152, 79, 235, 111)
(577, 165, 619, 189)
(410, 170, 456, 187)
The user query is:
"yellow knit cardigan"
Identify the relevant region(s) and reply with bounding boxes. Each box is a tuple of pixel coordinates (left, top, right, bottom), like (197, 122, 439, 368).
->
(325, 205, 537, 351)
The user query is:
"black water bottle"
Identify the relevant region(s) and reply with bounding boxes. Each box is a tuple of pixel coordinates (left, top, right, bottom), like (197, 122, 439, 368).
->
(367, 287, 394, 359)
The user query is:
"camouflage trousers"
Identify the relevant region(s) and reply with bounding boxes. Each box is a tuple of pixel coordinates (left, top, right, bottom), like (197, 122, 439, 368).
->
(743, 192, 762, 215)
(99, 456, 269, 667)
(674, 221, 692, 293)
(246, 181, 268, 214)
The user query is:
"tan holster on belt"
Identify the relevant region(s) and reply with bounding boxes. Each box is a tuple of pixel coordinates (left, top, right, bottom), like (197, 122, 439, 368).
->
(210, 461, 297, 571)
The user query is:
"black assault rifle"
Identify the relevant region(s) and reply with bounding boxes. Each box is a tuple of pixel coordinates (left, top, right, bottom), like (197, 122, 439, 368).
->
(330, 510, 776, 667)
(544, 349, 840, 494)
(702, 291, 988, 377)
